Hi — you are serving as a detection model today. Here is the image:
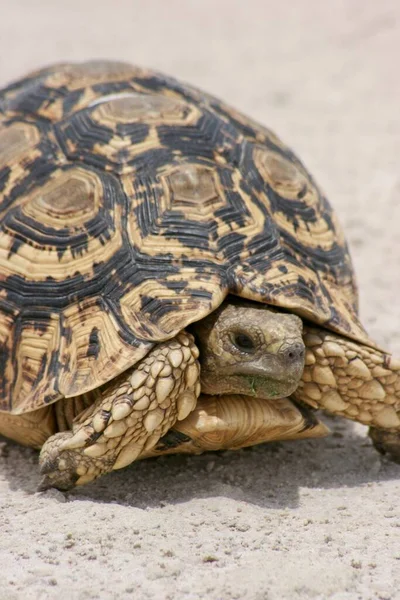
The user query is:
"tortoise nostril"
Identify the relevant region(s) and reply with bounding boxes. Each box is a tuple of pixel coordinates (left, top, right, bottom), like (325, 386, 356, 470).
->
(281, 343, 305, 365)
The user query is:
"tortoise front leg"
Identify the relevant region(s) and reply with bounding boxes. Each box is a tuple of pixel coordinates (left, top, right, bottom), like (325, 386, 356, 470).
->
(294, 326, 400, 460)
(39, 332, 200, 490)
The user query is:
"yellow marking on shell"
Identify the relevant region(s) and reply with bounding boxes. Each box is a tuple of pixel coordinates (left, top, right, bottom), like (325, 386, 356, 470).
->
(213, 102, 282, 146)
(89, 126, 162, 174)
(49, 61, 143, 88)
(0, 121, 40, 168)
(165, 164, 221, 219)
(4, 311, 60, 413)
(59, 298, 151, 399)
(23, 61, 147, 120)
(5, 59, 379, 469)
(119, 276, 225, 341)
(237, 269, 335, 333)
(64, 91, 194, 169)
(23, 167, 101, 229)
(123, 159, 267, 267)
(91, 93, 199, 128)
(0, 173, 124, 292)
(253, 147, 345, 251)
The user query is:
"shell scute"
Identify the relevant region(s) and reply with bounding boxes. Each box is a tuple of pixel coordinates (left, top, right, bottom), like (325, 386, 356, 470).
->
(0, 60, 367, 413)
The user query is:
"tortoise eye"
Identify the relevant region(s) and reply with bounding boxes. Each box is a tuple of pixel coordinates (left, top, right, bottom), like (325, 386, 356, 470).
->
(232, 332, 256, 353)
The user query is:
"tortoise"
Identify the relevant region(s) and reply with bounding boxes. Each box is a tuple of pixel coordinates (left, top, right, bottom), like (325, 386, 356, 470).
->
(0, 60, 398, 491)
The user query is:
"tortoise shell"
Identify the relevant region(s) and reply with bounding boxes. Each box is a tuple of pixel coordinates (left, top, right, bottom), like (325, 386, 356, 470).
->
(0, 60, 370, 415)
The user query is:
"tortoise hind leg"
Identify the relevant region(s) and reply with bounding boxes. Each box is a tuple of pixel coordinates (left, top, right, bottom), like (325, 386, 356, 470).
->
(294, 325, 400, 458)
(369, 428, 400, 463)
(0, 407, 56, 449)
(39, 332, 200, 491)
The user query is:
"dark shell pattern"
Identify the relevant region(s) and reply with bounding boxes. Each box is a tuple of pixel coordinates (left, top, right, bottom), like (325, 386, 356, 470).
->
(0, 60, 369, 414)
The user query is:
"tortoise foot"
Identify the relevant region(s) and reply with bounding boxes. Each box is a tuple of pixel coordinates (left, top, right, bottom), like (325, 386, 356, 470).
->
(37, 332, 201, 490)
(38, 431, 110, 491)
(369, 428, 400, 464)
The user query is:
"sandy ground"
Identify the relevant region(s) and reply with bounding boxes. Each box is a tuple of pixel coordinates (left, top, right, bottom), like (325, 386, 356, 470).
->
(0, 1, 400, 599)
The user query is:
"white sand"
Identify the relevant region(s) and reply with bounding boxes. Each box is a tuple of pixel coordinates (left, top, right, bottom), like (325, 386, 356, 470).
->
(0, 1, 399, 599)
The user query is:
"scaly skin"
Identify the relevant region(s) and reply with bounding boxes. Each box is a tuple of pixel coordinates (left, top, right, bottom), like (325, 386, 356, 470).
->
(295, 326, 400, 461)
(39, 332, 200, 490)
(1, 304, 399, 489)
(0, 301, 309, 490)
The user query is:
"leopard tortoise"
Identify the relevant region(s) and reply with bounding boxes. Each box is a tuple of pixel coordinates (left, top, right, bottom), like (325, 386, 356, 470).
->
(0, 60, 398, 490)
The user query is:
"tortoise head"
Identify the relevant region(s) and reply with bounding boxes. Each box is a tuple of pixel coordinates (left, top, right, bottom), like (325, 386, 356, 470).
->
(192, 300, 305, 399)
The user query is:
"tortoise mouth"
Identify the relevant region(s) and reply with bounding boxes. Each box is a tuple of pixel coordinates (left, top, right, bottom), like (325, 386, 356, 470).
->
(150, 394, 327, 459)
(200, 374, 302, 401)
(245, 375, 302, 399)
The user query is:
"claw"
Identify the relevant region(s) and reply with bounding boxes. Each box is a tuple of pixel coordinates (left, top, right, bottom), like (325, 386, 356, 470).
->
(37, 476, 54, 492)
(37, 471, 78, 492)
(39, 457, 59, 475)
